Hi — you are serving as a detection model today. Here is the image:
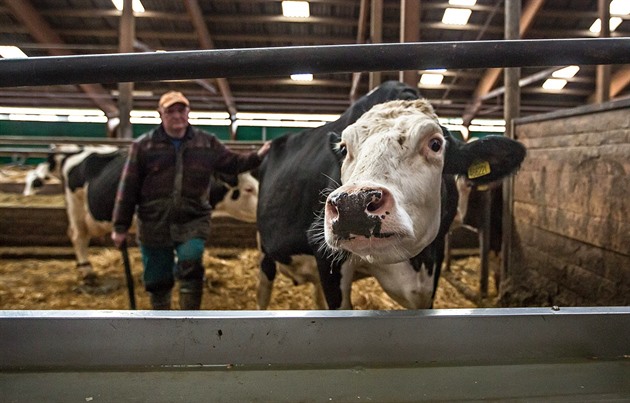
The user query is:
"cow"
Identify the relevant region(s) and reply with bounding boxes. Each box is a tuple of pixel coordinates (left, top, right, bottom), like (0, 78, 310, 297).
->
(256, 81, 526, 310)
(23, 145, 259, 283)
(446, 176, 504, 287)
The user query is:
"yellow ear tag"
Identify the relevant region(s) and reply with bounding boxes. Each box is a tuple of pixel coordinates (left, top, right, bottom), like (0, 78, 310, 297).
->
(468, 160, 491, 179)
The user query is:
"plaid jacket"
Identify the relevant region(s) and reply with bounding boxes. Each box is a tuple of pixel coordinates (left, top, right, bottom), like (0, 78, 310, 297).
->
(112, 125, 262, 246)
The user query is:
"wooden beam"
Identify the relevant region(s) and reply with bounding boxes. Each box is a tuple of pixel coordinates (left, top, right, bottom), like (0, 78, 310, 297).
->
(462, 0, 545, 126)
(4, 0, 118, 118)
(610, 66, 630, 98)
(350, 0, 369, 102)
(368, 0, 383, 90)
(399, 0, 421, 88)
(183, 0, 238, 134)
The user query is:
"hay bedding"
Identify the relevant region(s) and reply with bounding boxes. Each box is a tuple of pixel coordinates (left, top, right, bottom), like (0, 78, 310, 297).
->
(0, 247, 491, 310)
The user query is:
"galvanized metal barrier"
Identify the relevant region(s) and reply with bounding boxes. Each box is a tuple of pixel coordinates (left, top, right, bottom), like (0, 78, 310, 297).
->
(1, 308, 629, 401)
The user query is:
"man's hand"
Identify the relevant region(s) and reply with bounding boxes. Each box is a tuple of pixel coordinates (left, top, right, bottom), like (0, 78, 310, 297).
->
(257, 140, 272, 158)
(111, 231, 127, 249)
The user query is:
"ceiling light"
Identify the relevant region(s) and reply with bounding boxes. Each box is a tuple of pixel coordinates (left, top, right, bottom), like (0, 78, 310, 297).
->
(589, 17, 623, 33)
(111, 0, 145, 13)
(610, 0, 630, 15)
(442, 8, 472, 25)
(110, 90, 154, 97)
(542, 78, 567, 90)
(290, 73, 313, 81)
(448, 0, 477, 6)
(552, 66, 580, 79)
(282, 1, 310, 18)
(420, 73, 444, 86)
(0, 46, 27, 58)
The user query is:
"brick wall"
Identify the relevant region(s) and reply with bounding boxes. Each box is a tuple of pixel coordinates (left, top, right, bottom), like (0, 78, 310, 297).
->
(502, 99, 630, 306)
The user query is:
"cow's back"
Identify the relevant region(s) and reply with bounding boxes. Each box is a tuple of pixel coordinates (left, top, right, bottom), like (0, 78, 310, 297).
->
(257, 129, 340, 263)
(86, 152, 128, 222)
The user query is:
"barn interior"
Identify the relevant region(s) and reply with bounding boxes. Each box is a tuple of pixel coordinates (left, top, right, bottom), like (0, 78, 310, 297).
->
(1, 1, 629, 401)
(1, 0, 629, 136)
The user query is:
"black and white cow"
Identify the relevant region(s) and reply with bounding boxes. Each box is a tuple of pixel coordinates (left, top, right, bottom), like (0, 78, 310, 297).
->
(256, 81, 526, 310)
(24, 145, 259, 282)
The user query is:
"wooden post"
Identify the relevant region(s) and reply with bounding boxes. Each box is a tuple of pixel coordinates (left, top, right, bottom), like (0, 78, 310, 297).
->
(501, 0, 521, 288)
(479, 189, 491, 298)
(117, 0, 134, 139)
(596, 0, 611, 103)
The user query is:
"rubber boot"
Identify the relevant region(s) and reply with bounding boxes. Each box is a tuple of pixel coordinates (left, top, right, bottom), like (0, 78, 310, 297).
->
(179, 280, 203, 310)
(149, 290, 172, 310)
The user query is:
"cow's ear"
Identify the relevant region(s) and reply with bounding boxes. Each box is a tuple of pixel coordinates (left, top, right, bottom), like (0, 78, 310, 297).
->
(443, 134, 527, 185)
(328, 131, 345, 163)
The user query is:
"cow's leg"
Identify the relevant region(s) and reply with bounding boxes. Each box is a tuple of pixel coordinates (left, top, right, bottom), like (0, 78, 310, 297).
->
(339, 261, 355, 310)
(315, 255, 342, 310)
(257, 253, 277, 310)
(371, 261, 436, 309)
(309, 276, 328, 310)
(65, 189, 97, 284)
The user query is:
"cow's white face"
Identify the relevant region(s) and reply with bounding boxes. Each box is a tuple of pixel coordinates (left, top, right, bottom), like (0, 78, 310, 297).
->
(212, 172, 259, 223)
(324, 99, 445, 264)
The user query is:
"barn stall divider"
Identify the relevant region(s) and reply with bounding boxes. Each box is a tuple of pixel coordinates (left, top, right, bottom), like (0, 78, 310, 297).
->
(1, 38, 629, 401)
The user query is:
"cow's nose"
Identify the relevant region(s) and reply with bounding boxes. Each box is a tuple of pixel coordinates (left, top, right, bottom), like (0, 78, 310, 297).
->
(326, 187, 392, 239)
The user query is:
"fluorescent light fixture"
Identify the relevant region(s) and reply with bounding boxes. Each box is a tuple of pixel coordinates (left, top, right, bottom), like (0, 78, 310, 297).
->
(112, 0, 145, 13)
(589, 17, 623, 32)
(282, 1, 310, 18)
(189, 111, 231, 120)
(420, 73, 444, 86)
(442, 8, 472, 25)
(236, 112, 339, 122)
(552, 65, 580, 79)
(611, 0, 630, 15)
(469, 125, 505, 133)
(110, 90, 154, 97)
(290, 73, 313, 81)
(438, 117, 464, 125)
(470, 118, 505, 126)
(67, 115, 109, 123)
(237, 120, 325, 128)
(0, 107, 105, 116)
(449, 0, 477, 6)
(0, 46, 27, 58)
(542, 78, 568, 90)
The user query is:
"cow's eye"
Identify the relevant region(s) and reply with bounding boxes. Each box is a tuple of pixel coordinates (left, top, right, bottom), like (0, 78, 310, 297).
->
(429, 138, 442, 152)
(337, 142, 348, 158)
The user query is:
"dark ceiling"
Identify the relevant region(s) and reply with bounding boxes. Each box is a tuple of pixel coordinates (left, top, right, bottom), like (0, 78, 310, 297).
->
(1, 0, 629, 124)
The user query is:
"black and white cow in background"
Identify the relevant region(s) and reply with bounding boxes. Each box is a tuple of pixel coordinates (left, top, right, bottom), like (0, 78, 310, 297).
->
(256, 81, 526, 310)
(24, 145, 259, 283)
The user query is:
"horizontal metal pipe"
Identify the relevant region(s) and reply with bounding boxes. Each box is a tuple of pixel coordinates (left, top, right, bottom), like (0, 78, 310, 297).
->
(1, 38, 629, 88)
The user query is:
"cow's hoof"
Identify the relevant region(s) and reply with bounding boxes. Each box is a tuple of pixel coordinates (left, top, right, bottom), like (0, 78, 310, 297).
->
(81, 272, 100, 287)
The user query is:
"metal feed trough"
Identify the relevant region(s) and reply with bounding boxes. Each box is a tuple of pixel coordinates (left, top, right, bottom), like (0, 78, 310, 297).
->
(1, 38, 629, 401)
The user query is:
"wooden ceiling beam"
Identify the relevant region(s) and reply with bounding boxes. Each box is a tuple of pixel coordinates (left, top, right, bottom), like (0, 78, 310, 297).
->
(183, 0, 237, 122)
(4, 0, 118, 117)
(350, 0, 369, 102)
(462, 0, 546, 126)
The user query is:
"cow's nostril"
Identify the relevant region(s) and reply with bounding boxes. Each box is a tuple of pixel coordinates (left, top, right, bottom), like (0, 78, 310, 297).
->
(326, 198, 340, 219)
(366, 190, 383, 213)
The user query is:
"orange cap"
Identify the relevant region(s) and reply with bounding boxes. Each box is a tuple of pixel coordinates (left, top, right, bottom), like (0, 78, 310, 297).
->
(158, 91, 189, 109)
